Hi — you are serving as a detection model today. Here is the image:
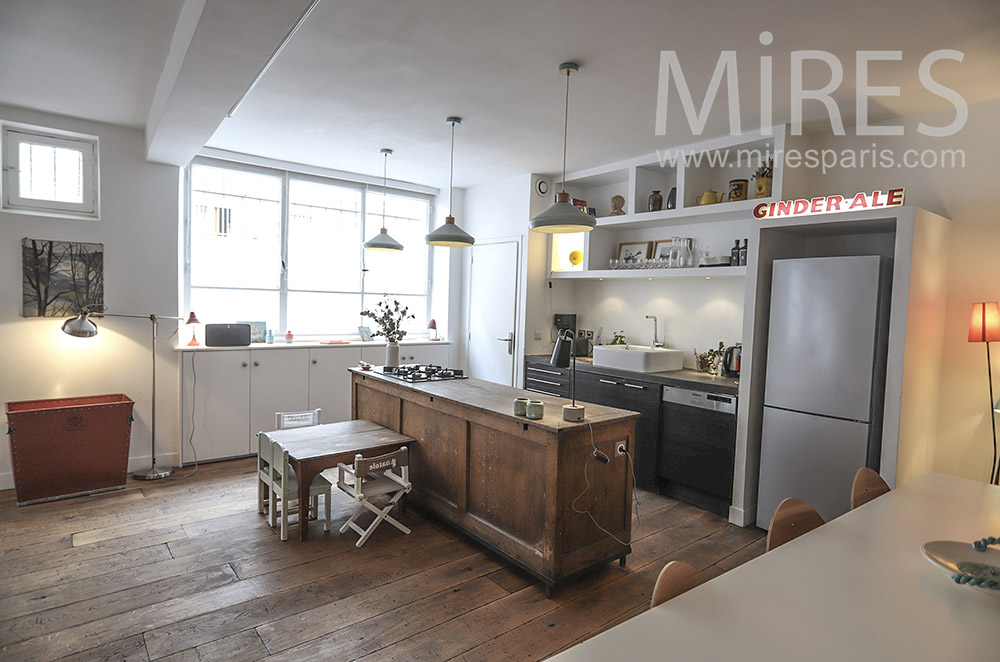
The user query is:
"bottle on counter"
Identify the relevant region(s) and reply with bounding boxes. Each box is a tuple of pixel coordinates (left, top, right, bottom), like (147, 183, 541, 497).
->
(730, 240, 740, 266)
(285, 330, 294, 343)
(266, 330, 274, 344)
(739, 239, 748, 266)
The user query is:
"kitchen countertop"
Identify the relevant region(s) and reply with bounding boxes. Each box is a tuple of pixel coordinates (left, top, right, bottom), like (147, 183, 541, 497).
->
(176, 339, 451, 352)
(528, 355, 739, 396)
(351, 367, 640, 432)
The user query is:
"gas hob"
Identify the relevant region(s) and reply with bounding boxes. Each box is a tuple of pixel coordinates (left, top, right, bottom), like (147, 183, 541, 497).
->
(377, 364, 467, 383)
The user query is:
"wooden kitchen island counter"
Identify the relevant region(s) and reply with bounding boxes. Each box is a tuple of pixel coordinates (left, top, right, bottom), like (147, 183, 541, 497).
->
(350, 368, 638, 594)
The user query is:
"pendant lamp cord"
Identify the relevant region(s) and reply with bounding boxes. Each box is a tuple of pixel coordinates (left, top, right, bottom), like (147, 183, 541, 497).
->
(561, 67, 570, 193)
(449, 120, 455, 217)
(381, 151, 389, 232)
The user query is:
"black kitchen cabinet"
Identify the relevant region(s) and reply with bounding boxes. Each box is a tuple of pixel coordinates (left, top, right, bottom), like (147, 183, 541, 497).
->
(575, 371, 659, 489)
(524, 356, 570, 397)
(657, 388, 737, 516)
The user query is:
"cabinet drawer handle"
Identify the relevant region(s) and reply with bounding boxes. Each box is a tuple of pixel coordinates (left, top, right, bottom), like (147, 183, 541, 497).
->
(599, 379, 618, 385)
(312, 359, 318, 364)
(525, 387, 560, 396)
(624, 383, 645, 390)
(241, 362, 248, 368)
(253, 361, 260, 367)
(527, 366, 562, 376)
(527, 377, 561, 387)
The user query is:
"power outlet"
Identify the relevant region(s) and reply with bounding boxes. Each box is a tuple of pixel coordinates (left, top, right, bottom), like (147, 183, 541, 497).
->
(615, 442, 627, 457)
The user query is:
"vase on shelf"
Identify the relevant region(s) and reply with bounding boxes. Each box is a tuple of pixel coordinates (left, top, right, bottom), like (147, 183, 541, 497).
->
(648, 190, 663, 212)
(385, 341, 399, 367)
(665, 187, 677, 210)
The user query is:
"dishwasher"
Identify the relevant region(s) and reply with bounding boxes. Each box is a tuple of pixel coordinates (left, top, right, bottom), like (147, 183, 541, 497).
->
(657, 384, 737, 516)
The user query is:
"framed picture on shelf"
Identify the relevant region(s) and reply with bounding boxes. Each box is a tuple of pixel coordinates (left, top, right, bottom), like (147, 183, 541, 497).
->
(237, 321, 267, 343)
(358, 326, 373, 342)
(616, 241, 652, 265)
(652, 240, 673, 260)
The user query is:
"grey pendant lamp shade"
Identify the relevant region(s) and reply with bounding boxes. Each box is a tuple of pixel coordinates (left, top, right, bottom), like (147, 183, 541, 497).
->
(529, 62, 596, 234)
(426, 117, 475, 247)
(364, 148, 404, 252)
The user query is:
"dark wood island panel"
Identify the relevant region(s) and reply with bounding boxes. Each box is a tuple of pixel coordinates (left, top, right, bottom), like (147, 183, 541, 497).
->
(350, 369, 639, 593)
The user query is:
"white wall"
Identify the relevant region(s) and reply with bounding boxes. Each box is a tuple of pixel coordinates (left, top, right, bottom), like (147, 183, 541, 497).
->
(570, 278, 745, 365)
(0, 105, 181, 489)
(773, 98, 1000, 485)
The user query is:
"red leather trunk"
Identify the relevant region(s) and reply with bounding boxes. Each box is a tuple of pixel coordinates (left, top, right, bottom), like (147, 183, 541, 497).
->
(6, 394, 134, 506)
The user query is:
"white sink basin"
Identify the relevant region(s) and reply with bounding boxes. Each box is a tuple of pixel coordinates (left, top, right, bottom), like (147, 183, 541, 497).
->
(592, 345, 684, 373)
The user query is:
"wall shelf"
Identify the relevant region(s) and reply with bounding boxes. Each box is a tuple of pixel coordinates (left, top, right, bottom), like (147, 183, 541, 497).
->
(550, 266, 746, 281)
(551, 128, 785, 276)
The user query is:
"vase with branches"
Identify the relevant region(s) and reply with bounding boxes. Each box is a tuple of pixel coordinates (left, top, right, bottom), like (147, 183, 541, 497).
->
(361, 298, 415, 366)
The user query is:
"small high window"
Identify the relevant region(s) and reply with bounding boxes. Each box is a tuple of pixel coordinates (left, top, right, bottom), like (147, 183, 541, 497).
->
(2, 125, 99, 219)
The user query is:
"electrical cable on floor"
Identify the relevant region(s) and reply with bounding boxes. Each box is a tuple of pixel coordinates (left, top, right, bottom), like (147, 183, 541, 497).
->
(170, 351, 199, 480)
(570, 420, 640, 546)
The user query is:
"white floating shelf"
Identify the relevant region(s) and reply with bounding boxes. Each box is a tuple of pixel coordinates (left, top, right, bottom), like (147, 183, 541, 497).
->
(594, 197, 776, 230)
(550, 266, 746, 281)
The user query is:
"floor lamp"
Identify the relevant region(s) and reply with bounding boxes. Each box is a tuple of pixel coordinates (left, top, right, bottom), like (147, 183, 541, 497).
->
(968, 302, 1000, 486)
(62, 305, 199, 480)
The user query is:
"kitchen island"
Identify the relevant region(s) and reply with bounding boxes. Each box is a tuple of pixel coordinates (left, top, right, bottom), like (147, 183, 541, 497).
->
(349, 368, 638, 595)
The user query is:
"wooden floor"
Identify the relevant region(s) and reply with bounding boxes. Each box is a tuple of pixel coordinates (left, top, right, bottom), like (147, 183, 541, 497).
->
(0, 458, 765, 661)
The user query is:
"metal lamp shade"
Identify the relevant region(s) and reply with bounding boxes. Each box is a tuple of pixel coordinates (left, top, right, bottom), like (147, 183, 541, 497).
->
(62, 312, 98, 338)
(550, 333, 572, 368)
(364, 228, 404, 251)
(530, 193, 596, 234)
(426, 216, 475, 247)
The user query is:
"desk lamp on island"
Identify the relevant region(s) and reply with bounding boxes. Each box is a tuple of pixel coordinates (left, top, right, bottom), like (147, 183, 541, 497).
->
(550, 329, 585, 421)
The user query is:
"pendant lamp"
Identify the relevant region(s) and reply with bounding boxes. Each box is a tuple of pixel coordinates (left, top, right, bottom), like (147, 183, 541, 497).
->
(364, 148, 403, 252)
(427, 117, 475, 247)
(529, 62, 596, 234)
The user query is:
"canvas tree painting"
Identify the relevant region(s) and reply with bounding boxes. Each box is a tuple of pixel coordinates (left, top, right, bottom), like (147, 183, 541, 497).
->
(22, 238, 104, 317)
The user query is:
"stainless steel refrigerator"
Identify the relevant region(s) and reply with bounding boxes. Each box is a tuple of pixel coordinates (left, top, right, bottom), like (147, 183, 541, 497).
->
(756, 256, 892, 526)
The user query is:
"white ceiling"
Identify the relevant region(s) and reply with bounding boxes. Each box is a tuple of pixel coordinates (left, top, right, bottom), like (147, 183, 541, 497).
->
(2, 0, 999, 190)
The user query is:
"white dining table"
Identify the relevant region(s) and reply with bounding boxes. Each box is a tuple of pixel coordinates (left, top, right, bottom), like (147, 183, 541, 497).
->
(549, 472, 1000, 661)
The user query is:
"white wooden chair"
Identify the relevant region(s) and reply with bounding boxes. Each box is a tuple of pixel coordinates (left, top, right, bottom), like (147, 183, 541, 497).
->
(260, 432, 333, 541)
(336, 446, 411, 547)
(256, 409, 323, 516)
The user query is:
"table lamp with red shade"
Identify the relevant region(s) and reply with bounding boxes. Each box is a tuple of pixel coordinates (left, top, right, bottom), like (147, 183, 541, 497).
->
(968, 302, 1000, 485)
(428, 319, 440, 341)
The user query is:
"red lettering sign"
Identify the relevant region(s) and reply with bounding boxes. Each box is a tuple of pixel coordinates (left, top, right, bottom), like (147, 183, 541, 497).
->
(753, 189, 905, 220)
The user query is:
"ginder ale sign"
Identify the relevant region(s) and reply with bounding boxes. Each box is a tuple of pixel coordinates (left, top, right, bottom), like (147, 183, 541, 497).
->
(753, 188, 905, 220)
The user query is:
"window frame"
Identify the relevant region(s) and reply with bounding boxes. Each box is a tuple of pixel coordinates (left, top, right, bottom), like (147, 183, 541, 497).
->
(184, 156, 434, 340)
(1, 124, 100, 219)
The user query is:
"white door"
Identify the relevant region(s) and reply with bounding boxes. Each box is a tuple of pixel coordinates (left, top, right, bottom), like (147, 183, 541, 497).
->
(308, 347, 362, 423)
(468, 240, 519, 385)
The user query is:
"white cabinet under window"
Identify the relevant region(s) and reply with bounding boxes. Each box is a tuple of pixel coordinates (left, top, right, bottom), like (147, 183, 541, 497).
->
(307, 347, 363, 423)
(360, 343, 450, 366)
(180, 342, 450, 464)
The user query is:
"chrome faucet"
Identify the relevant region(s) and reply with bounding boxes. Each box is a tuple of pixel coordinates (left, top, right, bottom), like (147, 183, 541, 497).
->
(645, 315, 663, 348)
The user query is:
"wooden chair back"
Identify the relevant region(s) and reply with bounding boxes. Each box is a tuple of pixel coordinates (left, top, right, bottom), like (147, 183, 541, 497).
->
(850, 467, 890, 509)
(355, 446, 409, 479)
(650, 560, 707, 609)
(765, 497, 825, 552)
(275, 408, 322, 430)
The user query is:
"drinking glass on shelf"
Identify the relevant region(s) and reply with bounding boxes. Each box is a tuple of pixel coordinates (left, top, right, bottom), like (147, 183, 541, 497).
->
(609, 258, 617, 270)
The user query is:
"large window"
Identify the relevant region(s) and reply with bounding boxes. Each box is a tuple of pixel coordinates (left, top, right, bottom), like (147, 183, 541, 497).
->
(186, 159, 432, 339)
(2, 125, 99, 219)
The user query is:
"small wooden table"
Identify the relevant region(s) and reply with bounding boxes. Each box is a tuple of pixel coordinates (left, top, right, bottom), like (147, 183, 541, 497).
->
(263, 419, 413, 541)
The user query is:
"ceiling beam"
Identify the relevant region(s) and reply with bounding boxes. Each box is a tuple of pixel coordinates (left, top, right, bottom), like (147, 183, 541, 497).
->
(146, 0, 316, 166)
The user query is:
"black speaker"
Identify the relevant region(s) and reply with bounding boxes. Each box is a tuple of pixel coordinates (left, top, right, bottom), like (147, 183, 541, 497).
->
(205, 323, 251, 347)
